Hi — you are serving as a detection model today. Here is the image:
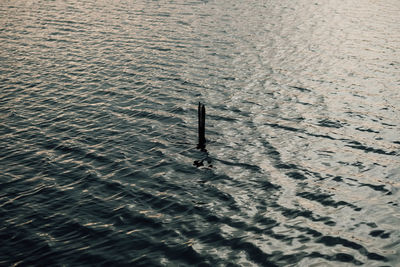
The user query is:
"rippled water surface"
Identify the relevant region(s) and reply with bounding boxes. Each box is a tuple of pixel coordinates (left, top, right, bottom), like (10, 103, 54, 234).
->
(1, 0, 400, 265)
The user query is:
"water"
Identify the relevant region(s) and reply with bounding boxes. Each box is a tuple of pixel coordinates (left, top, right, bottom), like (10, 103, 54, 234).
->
(1, 0, 399, 265)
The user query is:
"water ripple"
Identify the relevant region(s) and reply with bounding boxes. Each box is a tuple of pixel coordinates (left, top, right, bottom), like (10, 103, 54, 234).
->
(1, 0, 399, 265)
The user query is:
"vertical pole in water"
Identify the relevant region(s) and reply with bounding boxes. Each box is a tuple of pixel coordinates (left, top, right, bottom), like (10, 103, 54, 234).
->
(198, 102, 206, 150)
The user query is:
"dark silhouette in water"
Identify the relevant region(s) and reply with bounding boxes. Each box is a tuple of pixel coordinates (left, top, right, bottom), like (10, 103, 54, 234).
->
(194, 102, 212, 168)
(194, 158, 212, 168)
(197, 102, 206, 151)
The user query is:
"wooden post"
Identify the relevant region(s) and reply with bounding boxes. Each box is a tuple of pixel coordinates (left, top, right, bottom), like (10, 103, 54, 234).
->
(197, 102, 206, 150)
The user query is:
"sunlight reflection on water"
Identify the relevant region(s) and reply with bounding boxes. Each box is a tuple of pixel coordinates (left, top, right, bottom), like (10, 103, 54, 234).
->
(1, 0, 399, 265)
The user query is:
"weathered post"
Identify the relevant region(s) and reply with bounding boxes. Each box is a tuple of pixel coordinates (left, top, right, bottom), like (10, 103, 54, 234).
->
(194, 102, 212, 167)
(197, 102, 206, 150)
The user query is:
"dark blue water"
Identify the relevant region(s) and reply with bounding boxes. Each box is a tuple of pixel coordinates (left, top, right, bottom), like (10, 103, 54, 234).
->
(1, 0, 399, 266)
